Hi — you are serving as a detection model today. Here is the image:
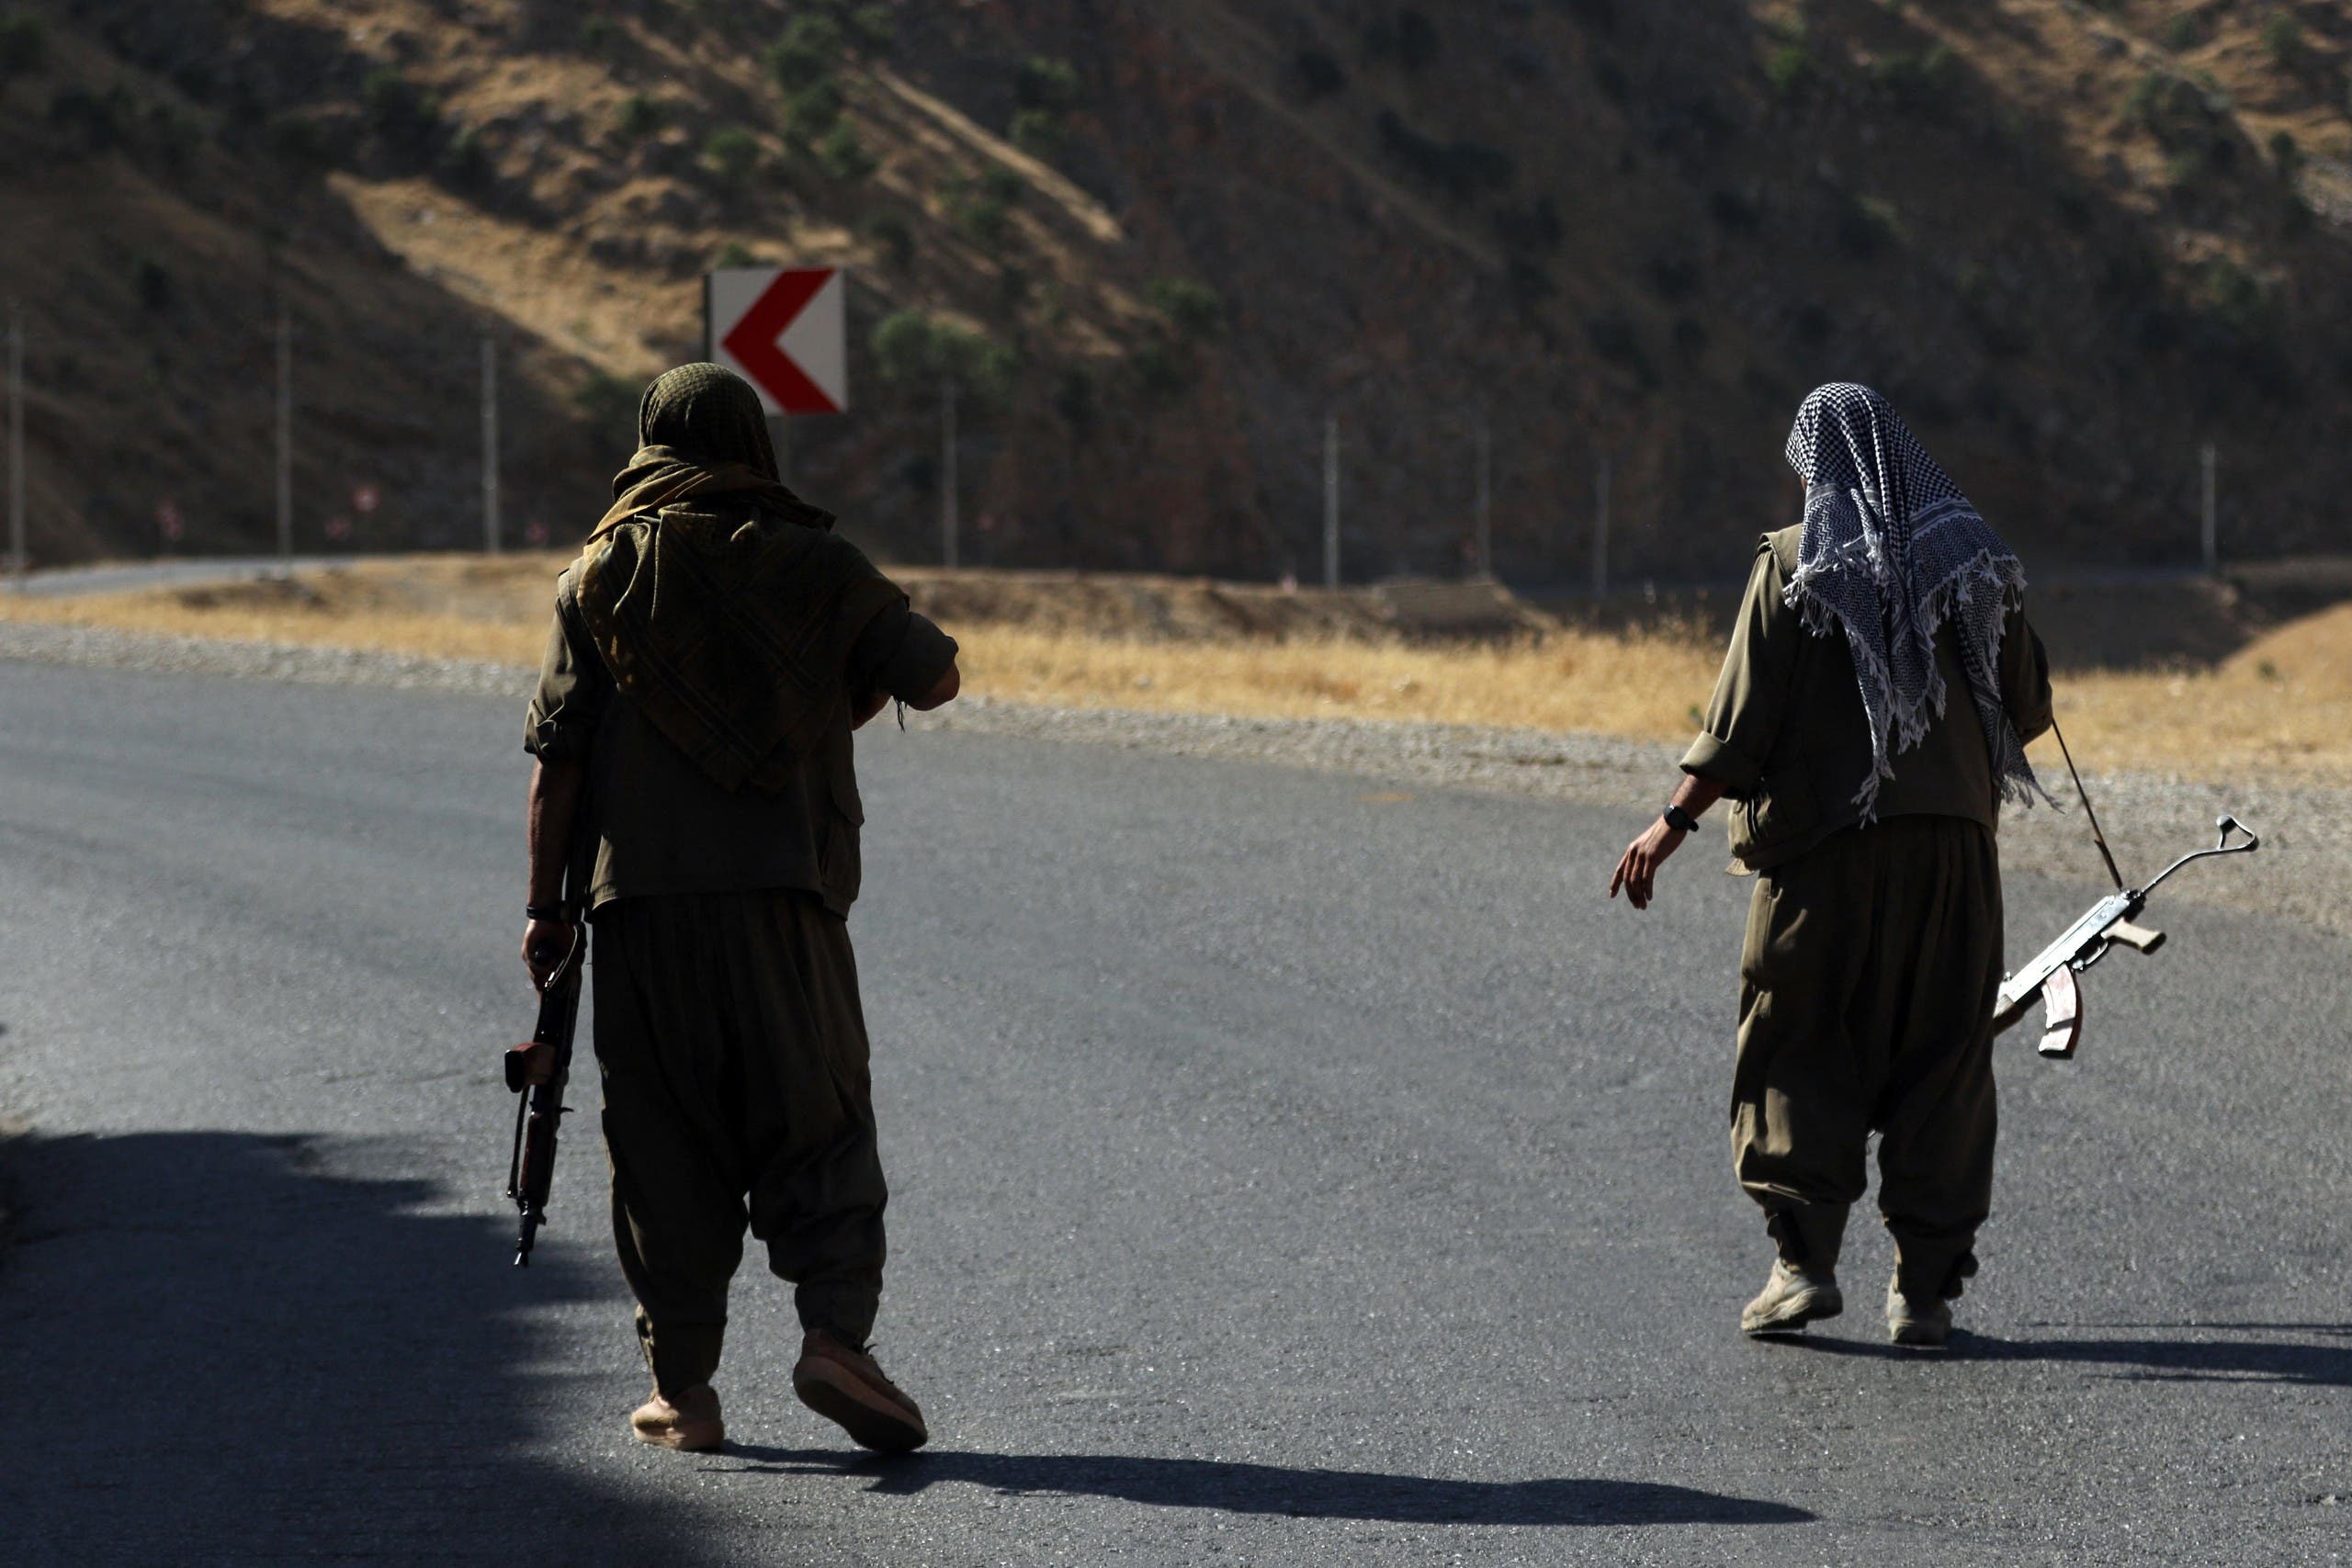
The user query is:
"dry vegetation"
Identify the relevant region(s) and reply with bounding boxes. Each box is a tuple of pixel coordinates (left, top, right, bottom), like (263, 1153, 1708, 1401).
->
(6, 556, 2349, 785)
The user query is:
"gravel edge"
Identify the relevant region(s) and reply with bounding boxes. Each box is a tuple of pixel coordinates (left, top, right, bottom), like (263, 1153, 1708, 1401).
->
(5, 618, 2338, 938)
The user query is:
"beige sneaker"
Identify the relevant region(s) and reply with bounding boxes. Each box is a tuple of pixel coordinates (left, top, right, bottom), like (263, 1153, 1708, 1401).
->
(1886, 1277, 1953, 1348)
(793, 1329, 929, 1454)
(1742, 1259, 1844, 1337)
(630, 1384, 725, 1451)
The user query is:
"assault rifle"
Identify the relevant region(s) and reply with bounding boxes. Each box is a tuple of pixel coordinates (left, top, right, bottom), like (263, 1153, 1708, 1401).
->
(504, 871, 585, 1267)
(1995, 813, 2259, 1059)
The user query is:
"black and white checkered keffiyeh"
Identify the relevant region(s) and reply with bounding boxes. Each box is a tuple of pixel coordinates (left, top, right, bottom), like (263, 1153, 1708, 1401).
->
(1782, 383, 2044, 818)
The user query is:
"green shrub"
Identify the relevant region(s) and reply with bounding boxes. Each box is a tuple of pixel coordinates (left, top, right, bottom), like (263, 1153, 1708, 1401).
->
(1010, 107, 1066, 160)
(579, 17, 617, 53)
(1871, 44, 1957, 117)
(2160, 15, 2200, 51)
(712, 240, 762, 270)
(132, 255, 172, 311)
(1126, 340, 1192, 400)
(705, 126, 761, 184)
(1365, 9, 1442, 71)
(951, 189, 1011, 245)
(785, 80, 844, 141)
(1293, 49, 1347, 99)
(2272, 129, 2304, 178)
(2264, 13, 2308, 70)
(766, 15, 843, 91)
(872, 310, 1016, 400)
(1375, 110, 1511, 198)
(443, 124, 491, 184)
(1148, 277, 1225, 341)
(0, 11, 46, 79)
(982, 165, 1026, 206)
(1764, 42, 1813, 99)
(844, 6, 896, 51)
(616, 92, 665, 143)
(863, 209, 916, 268)
(816, 123, 876, 182)
(362, 68, 439, 137)
(1015, 55, 1081, 109)
(573, 371, 641, 446)
(1837, 194, 1905, 258)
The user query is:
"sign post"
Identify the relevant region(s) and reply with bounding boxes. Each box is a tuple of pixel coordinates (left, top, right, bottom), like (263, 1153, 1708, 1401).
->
(7, 303, 22, 587)
(1322, 413, 1340, 591)
(705, 267, 850, 418)
(275, 309, 293, 570)
(481, 335, 501, 555)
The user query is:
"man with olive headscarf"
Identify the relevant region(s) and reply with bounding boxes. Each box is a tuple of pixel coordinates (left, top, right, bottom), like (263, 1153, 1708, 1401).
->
(521, 363, 959, 1451)
(1610, 383, 2052, 1348)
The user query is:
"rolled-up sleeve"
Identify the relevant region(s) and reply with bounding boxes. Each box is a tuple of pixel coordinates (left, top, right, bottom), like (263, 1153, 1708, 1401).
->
(1999, 602, 2053, 744)
(523, 587, 611, 763)
(847, 600, 959, 703)
(1681, 540, 1800, 795)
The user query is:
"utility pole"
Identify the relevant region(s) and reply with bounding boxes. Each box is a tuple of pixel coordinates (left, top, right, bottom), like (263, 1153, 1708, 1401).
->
(1473, 417, 1493, 580)
(275, 308, 293, 570)
(481, 335, 501, 555)
(940, 378, 959, 570)
(1591, 452, 1611, 598)
(7, 304, 23, 587)
(2199, 442, 2219, 576)
(1322, 412, 1340, 591)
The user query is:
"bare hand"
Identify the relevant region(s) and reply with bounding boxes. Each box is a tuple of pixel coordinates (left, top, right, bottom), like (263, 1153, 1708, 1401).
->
(522, 917, 576, 992)
(1609, 819, 1688, 911)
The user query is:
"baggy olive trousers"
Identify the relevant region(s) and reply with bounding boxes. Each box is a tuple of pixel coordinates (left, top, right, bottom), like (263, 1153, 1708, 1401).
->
(1732, 816, 2002, 1300)
(591, 889, 888, 1396)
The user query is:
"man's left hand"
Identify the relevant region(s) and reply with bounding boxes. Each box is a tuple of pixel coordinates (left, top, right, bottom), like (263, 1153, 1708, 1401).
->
(1609, 818, 1688, 911)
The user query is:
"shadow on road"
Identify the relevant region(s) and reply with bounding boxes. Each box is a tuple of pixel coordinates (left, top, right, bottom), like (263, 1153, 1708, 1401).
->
(1755, 1326, 2352, 1386)
(0, 1131, 717, 1566)
(716, 1446, 1815, 1527)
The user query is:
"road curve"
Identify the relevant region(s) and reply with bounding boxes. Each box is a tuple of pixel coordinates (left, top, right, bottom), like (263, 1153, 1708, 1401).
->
(0, 657, 2345, 1566)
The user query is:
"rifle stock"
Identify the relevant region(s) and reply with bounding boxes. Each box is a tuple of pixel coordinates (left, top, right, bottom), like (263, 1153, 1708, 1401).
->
(1993, 814, 2257, 1058)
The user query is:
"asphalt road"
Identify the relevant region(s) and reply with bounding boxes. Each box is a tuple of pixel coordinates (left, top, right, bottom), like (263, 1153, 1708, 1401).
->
(0, 658, 2345, 1566)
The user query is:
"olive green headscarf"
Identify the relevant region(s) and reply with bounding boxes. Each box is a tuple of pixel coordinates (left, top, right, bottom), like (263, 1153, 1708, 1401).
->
(574, 364, 903, 792)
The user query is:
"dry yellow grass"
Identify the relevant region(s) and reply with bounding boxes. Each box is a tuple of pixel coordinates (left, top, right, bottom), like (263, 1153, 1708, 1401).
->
(6, 558, 2349, 784)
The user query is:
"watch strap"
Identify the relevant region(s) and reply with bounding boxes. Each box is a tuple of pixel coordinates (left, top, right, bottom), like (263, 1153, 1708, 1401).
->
(1662, 803, 1702, 834)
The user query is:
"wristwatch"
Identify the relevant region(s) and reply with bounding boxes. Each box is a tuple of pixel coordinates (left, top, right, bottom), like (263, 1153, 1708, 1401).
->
(526, 903, 567, 921)
(1662, 803, 1702, 834)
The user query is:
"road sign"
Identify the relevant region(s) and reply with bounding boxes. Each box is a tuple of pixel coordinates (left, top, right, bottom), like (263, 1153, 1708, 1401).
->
(706, 267, 848, 416)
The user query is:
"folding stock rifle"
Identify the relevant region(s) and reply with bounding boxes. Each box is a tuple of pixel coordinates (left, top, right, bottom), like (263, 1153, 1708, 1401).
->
(1994, 718, 2260, 1060)
(504, 862, 586, 1268)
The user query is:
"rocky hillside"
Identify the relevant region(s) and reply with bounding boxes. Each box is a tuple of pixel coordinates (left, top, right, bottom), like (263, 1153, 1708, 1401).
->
(2, 0, 2347, 580)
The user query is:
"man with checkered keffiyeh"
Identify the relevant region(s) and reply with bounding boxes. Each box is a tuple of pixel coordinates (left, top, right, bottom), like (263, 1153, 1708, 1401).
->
(1610, 384, 2053, 1349)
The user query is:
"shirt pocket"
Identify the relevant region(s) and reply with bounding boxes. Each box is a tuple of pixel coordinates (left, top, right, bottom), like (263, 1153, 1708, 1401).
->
(1729, 763, 1816, 868)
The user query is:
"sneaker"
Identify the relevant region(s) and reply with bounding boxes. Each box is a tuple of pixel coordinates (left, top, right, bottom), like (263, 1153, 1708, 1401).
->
(630, 1384, 724, 1451)
(1741, 1258, 1844, 1337)
(1886, 1277, 1953, 1348)
(793, 1329, 929, 1454)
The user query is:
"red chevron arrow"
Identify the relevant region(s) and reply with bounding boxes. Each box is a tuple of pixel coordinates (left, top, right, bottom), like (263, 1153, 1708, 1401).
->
(720, 268, 841, 415)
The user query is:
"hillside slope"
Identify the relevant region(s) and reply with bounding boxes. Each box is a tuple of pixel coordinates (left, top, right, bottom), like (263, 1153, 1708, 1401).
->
(0, 0, 2346, 579)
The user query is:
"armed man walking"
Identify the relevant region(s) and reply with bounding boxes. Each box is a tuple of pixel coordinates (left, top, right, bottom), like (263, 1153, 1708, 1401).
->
(1609, 383, 2052, 1348)
(520, 363, 960, 1452)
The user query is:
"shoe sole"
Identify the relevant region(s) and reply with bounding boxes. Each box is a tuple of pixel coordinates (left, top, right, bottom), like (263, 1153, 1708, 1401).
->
(631, 1420, 725, 1452)
(1887, 1323, 1951, 1350)
(794, 1362, 928, 1454)
(1742, 1287, 1844, 1337)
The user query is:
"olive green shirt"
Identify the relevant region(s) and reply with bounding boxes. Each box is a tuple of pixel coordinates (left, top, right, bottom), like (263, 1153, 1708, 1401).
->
(526, 564, 956, 915)
(1681, 525, 2052, 873)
